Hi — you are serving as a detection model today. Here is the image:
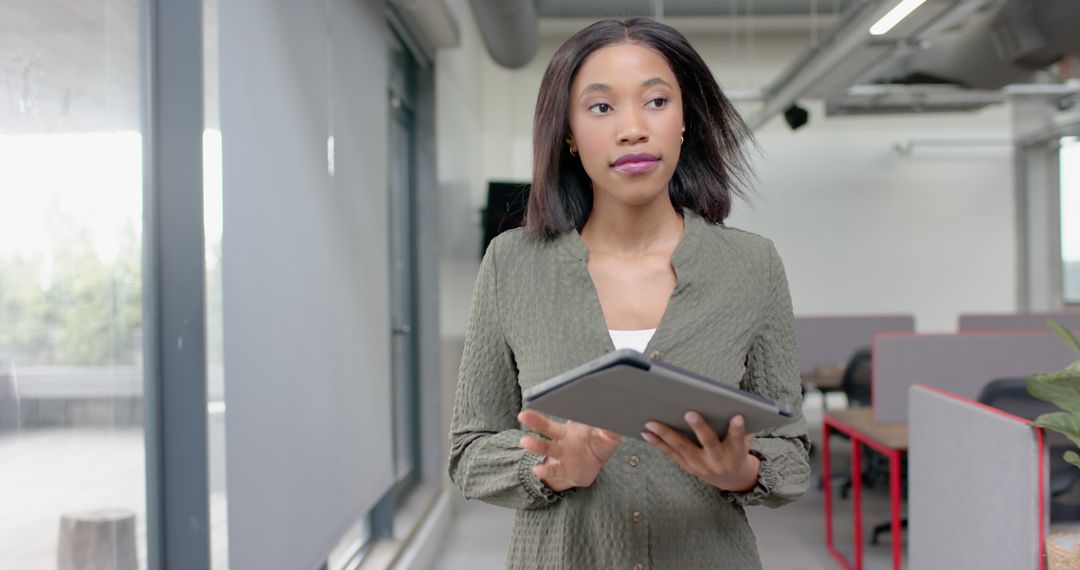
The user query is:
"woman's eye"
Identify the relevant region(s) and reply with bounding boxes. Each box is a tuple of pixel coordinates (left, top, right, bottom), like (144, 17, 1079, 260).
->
(588, 102, 612, 114)
(647, 97, 668, 109)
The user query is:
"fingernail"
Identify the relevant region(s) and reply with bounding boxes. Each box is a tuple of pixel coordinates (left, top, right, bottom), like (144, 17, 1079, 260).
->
(641, 432, 655, 443)
(734, 416, 744, 428)
(685, 412, 699, 424)
(645, 422, 660, 434)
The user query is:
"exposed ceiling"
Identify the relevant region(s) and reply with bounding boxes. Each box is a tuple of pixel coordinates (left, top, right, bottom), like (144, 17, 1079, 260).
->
(537, 0, 855, 18)
(747, 0, 1080, 126)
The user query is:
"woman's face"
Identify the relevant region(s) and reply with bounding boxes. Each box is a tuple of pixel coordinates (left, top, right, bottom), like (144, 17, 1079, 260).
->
(567, 42, 684, 208)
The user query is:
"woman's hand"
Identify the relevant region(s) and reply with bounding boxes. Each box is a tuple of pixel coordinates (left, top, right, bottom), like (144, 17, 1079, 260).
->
(642, 412, 761, 492)
(518, 410, 623, 492)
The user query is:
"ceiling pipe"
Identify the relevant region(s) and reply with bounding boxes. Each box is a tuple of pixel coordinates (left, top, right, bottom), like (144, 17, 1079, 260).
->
(468, 0, 540, 69)
(747, 0, 901, 130)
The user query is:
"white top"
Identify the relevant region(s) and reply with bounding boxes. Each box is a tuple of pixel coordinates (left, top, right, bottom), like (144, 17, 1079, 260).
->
(608, 328, 657, 353)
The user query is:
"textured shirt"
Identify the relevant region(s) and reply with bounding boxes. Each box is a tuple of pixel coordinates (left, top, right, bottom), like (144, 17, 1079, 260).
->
(448, 209, 811, 569)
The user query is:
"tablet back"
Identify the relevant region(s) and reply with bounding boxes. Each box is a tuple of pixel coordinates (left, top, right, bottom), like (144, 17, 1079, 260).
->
(523, 355, 793, 441)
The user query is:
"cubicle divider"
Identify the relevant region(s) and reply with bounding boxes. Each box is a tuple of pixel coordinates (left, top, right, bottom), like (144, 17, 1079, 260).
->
(909, 384, 1046, 570)
(959, 312, 1080, 331)
(872, 330, 1077, 423)
(795, 315, 915, 375)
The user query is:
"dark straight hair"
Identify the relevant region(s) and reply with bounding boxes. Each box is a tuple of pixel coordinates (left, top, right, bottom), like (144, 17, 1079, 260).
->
(526, 17, 756, 239)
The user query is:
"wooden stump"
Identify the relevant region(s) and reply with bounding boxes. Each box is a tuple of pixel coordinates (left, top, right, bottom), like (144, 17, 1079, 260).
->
(58, 509, 138, 570)
(0, 369, 18, 432)
(1048, 532, 1080, 570)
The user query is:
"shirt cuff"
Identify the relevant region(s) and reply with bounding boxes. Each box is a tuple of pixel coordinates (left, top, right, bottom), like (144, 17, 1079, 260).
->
(718, 449, 777, 506)
(518, 451, 575, 504)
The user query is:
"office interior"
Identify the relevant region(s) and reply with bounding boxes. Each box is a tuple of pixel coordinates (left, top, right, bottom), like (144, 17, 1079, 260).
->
(1, 0, 1079, 568)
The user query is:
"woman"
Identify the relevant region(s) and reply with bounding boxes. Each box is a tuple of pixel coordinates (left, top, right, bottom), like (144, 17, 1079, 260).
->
(448, 17, 810, 570)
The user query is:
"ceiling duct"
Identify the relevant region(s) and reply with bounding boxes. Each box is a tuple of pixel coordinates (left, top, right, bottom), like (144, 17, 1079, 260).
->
(747, 0, 968, 129)
(888, 6, 1036, 90)
(876, 0, 1080, 90)
(469, 0, 540, 69)
(751, 0, 1080, 125)
(387, 0, 461, 64)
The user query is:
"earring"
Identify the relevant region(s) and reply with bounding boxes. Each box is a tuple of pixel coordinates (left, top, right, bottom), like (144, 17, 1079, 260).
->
(569, 147, 578, 156)
(680, 135, 684, 144)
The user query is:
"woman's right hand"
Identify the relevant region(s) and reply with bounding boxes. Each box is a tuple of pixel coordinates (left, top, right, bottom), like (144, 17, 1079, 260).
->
(517, 410, 623, 492)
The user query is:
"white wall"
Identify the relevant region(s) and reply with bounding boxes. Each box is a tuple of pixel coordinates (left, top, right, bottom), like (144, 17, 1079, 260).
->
(438, 14, 1018, 334)
(734, 103, 1015, 332)
(436, 0, 487, 338)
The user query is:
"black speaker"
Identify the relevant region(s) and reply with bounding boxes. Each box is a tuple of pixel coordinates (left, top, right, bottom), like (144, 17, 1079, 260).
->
(784, 104, 809, 131)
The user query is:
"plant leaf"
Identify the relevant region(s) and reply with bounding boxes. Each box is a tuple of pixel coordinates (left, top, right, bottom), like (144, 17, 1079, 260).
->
(1066, 451, 1080, 470)
(1047, 319, 1080, 358)
(1027, 368, 1080, 414)
(1034, 412, 1080, 449)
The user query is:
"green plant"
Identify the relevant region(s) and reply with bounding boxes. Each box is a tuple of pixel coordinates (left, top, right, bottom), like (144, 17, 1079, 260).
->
(1027, 320, 1080, 469)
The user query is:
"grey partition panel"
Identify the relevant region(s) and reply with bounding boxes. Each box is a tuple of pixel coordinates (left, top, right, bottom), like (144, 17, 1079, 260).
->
(794, 315, 914, 374)
(909, 385, 1045, 569)
(220, 0, 394, 568)
(959, 312, 1080, 331)
(874, 332, 1077, 423)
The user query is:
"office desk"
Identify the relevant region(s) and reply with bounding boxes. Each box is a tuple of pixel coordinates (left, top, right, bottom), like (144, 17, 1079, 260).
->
(801, 372, 844, 392)
(823, 409, 908, 570)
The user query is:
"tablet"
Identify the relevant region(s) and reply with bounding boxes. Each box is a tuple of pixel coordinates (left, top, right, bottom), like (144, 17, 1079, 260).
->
(522, 349, 795, 441)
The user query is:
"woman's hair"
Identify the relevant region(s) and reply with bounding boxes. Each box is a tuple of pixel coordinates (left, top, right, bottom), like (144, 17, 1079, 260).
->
(526, 17, 756, 239)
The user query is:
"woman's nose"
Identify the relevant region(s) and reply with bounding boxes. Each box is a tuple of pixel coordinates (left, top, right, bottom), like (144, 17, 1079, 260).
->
(617, 111, 649, 145)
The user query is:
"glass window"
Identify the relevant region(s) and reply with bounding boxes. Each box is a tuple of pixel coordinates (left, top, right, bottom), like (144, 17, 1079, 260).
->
(0, 1, 147, 567)
(1063, 136, 1080, 304)
(388, 31, 420, 498)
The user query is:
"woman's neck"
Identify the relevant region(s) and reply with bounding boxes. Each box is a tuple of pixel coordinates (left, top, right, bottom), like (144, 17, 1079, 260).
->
(580, 194, 684, 257)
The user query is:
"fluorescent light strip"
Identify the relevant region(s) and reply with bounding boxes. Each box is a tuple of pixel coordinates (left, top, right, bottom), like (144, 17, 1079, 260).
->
(870, 0, 928, 36)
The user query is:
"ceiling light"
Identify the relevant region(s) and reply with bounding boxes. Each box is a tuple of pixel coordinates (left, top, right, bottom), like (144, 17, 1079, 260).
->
(870, 0, 928, 36)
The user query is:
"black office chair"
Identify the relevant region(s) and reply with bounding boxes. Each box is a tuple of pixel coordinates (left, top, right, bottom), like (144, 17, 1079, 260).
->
(977, 378, 1080, 522)
(841, 347, 873, 407)
(820, 347, 891, 498)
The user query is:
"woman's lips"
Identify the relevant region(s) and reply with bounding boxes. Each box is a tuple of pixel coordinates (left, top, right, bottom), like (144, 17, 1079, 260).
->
(613, 153, 660, 173)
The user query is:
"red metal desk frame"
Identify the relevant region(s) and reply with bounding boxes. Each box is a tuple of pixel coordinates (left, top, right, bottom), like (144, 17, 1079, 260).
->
(822, 410, 908, 570)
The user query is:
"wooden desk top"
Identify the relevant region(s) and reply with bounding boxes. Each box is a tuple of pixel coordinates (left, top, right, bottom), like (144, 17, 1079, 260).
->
(801, 372, 844, 390)
(826, 408, 909, 450)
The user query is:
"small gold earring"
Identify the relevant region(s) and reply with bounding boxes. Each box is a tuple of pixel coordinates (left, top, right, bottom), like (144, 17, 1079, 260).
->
(680, 135, 684, 144)
(569, 147, 578, 156)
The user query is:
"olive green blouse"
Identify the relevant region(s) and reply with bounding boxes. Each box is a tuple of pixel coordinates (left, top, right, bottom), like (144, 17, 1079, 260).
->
(448, 210, 811, 569)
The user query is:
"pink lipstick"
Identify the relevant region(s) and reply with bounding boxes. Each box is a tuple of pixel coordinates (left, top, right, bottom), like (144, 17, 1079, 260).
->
(611, 152, 660, 174)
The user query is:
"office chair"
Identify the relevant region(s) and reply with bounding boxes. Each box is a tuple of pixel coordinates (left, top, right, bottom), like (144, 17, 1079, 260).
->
(841, 347, 873, 407)
(820, 347, 891, 498)
(977, 377, 1080, 522)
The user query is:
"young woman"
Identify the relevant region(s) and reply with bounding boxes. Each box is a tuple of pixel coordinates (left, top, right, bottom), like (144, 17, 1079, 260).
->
(449, 17, 810, 569)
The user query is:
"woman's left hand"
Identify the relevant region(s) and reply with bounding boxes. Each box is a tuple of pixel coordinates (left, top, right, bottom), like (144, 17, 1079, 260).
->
(642, 412, 761, 492)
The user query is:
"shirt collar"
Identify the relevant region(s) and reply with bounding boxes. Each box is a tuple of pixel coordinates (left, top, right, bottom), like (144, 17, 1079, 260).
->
(556, 207, 707, 284)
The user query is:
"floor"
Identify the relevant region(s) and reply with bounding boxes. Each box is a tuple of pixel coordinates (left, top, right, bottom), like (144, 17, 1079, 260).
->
(0, 428, 230, 570)
(429, 395, 908, 570)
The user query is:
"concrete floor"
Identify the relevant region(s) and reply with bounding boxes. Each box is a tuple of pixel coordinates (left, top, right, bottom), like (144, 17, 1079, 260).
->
(0, 428, 230, 570)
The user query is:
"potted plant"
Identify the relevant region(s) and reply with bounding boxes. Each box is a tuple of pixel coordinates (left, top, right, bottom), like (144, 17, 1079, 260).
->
(1027, 320, 1080, 569)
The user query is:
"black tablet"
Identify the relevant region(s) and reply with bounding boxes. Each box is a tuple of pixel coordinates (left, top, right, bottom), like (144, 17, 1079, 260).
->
(522, 349, 795, 441)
